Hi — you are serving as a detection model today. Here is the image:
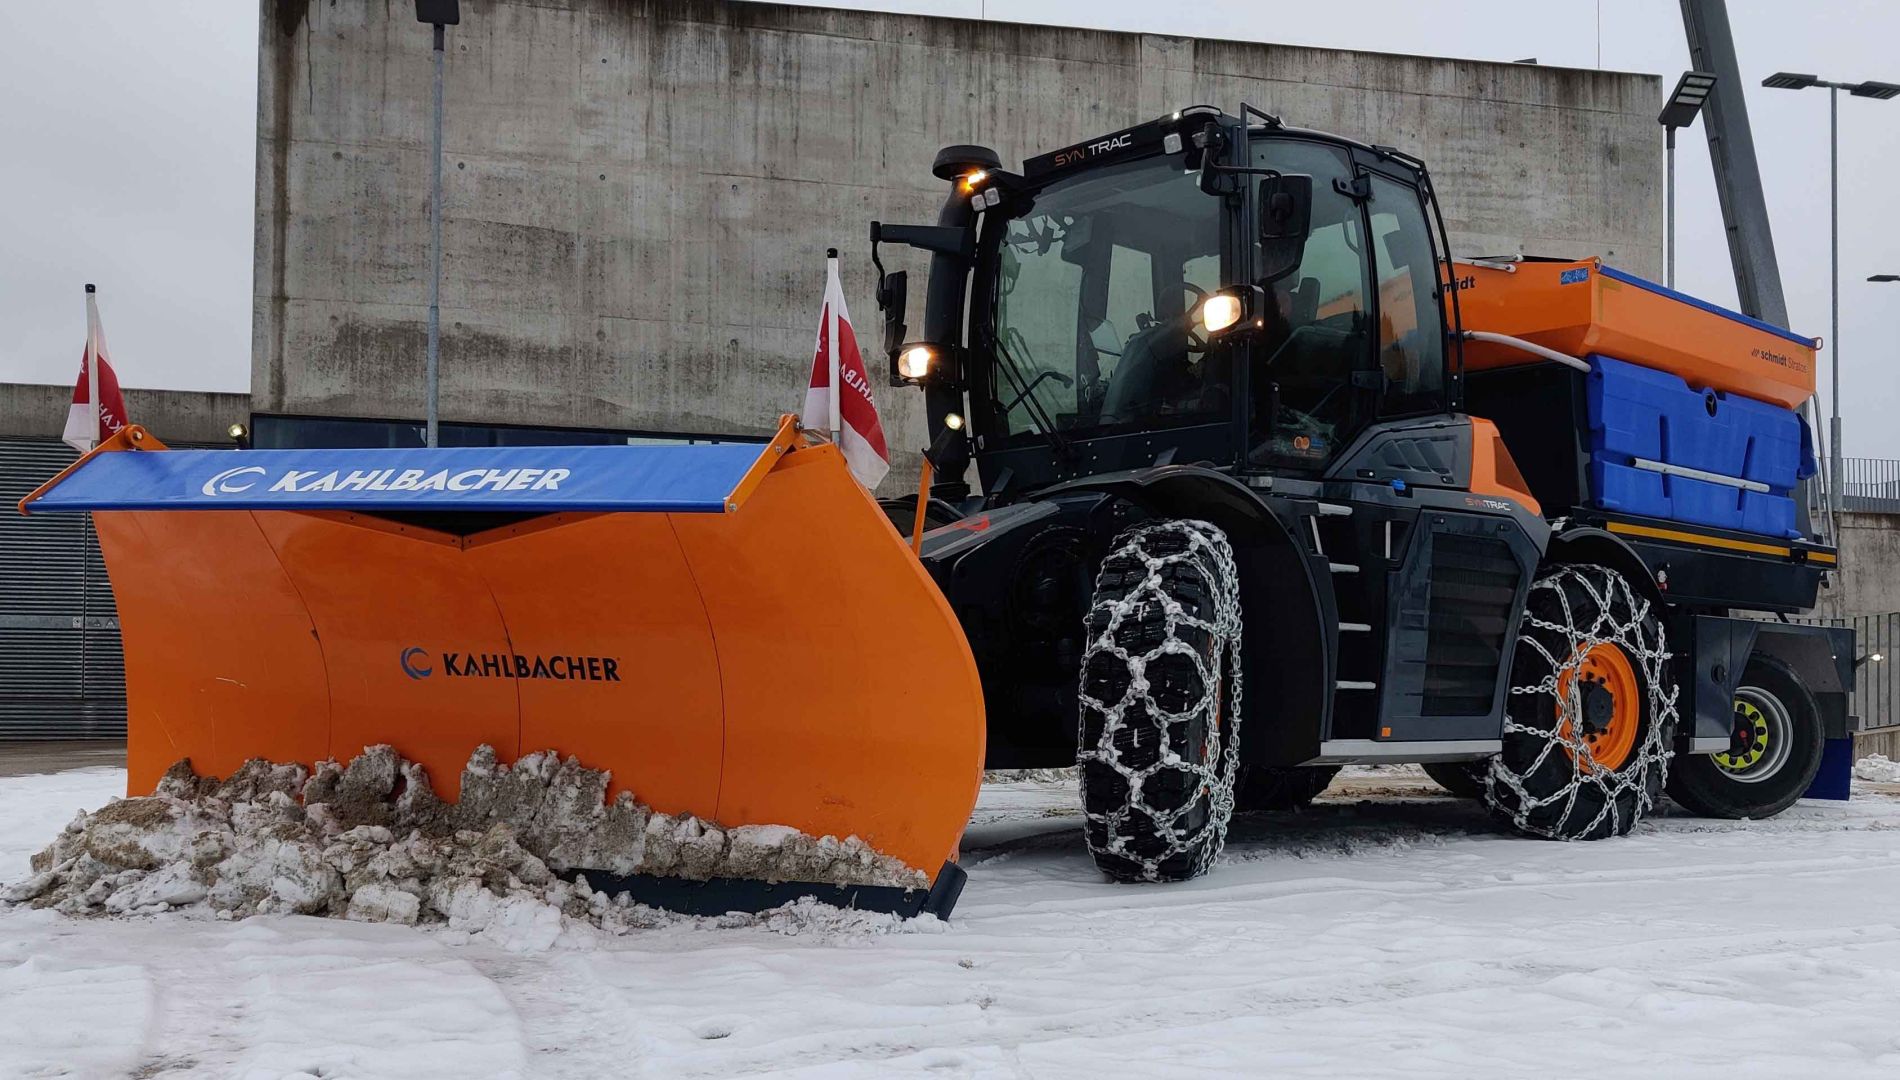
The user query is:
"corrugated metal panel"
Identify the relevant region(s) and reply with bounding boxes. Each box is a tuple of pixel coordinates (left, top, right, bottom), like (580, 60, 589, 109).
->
(0, 438, 126, 738)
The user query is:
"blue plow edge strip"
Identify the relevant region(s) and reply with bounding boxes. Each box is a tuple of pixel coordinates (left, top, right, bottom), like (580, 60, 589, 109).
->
(25, 442, 770, 514)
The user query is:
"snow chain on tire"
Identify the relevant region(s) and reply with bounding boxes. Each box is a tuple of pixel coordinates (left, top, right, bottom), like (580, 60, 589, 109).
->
(1487, 563, 1677, 841)
(1078, 520, 1243, 882)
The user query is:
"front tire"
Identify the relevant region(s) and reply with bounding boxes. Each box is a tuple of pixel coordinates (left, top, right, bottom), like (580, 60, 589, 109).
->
(1666, 655, 1823, 819)
(1078, 520, 1243, 882)
(1485, 563, 1676, 841)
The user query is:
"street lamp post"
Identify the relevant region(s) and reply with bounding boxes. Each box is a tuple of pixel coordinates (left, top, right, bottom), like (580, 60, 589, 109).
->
(1658, 72, 1718, 289)
(416, 0, 461, 448)
(1763, 72, 1900, 512)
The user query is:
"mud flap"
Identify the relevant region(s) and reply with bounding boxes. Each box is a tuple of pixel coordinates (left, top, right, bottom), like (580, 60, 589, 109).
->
(21, 421, 985, 900)
(1804, 737, 1854, 801)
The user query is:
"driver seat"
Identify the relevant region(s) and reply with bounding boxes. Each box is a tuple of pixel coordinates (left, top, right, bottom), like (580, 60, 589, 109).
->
(1100, 324, 1186, 423)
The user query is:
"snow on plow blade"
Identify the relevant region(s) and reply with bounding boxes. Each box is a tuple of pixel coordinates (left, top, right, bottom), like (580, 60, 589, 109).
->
(20, 418, 985, 917)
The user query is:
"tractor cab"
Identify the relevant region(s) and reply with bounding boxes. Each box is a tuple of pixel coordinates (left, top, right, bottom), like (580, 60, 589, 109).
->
(873, 107, 1462, 498)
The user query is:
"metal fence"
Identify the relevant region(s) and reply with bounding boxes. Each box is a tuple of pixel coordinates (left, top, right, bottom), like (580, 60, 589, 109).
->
(1841, 458, 1900, 514)
(1787, 611, 1899, 731)
(0, 438, 125, 739)
(1806, 457, 1900, 517)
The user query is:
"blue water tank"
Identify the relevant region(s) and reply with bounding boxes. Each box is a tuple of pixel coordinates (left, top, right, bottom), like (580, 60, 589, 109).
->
(1585, 355, 1809, 538)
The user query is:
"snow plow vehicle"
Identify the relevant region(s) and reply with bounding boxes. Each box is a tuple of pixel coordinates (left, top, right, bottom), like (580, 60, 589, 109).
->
(871, 105, 1856, 881)
(17, 103, 1857, 905)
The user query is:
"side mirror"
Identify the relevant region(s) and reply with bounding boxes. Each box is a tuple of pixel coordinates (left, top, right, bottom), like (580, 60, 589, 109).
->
(1194, 121, 1228, 195)
(877, 269, 909, 385)
(1257, 173, 1312, 283)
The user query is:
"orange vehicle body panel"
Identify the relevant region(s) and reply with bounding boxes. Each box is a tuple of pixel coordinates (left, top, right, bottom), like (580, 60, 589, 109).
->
(1453, 258, 1817, 409)
(1466, 418, 1541, 516)
(82, 437, 985, 881)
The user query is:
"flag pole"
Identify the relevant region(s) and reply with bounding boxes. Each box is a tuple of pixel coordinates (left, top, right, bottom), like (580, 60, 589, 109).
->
(826, 248, 842, 445)
(85, 284, 100, 449)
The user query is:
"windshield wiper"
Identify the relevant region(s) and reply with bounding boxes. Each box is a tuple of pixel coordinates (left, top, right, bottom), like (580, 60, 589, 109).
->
(992, 328, 1072, 459)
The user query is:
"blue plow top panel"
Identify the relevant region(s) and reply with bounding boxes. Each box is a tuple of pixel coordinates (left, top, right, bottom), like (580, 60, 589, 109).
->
(25, 442, 769, 514)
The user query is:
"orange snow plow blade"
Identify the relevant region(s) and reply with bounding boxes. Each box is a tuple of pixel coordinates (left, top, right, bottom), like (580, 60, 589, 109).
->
(21, 419, 984, 912)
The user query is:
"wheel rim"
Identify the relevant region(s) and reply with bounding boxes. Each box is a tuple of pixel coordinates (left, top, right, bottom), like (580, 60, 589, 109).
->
(1554, 641, 1641, 771)
(1713, 686, 1794, 783)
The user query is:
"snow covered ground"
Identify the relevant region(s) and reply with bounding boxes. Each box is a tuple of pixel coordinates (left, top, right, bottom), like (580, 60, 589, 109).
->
(5, 764, 1900, 1079)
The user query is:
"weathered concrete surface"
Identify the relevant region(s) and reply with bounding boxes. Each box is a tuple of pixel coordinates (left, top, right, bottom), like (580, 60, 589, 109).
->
(0, 382, 251, 446)
(1815, 512, 1900, 619)
(255, 0, 1664, 486)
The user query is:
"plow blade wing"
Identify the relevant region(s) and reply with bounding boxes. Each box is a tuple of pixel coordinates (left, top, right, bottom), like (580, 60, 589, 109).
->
(22, 422, 985, 904)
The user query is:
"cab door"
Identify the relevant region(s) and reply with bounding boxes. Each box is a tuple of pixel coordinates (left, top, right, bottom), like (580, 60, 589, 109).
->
(1241, 137, 1379, 472)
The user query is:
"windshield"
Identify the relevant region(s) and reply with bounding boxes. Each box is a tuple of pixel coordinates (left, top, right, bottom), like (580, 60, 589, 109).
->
(990, 154, 1226, 441)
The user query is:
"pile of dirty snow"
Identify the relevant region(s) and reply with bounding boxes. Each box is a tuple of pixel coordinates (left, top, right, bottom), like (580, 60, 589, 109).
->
(1855, 754, 1900, 783)
(3, 745, 925, 949)
(983, 766, 1078, 784)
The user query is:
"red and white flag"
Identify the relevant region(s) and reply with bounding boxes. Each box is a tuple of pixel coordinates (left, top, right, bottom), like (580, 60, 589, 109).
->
(801, 252, 890, 489)
(62, 286, 130, 453)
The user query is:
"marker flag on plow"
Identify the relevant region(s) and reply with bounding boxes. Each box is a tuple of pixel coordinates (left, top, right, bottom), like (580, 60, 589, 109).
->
(800, 253, 890, 489)
(63, 286, 130, 453)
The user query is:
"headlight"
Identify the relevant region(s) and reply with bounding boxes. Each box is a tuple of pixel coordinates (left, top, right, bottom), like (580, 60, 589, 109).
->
(898, 344, 936, 381)
(1201, 293, 1244, 334)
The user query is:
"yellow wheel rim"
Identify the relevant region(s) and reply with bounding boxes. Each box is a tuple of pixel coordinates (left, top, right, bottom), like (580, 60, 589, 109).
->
(1714, 699, 1772, 773)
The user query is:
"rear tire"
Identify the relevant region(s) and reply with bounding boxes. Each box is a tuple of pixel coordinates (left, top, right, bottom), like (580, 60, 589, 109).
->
(1421, 761, 1487, 800)
(1485, 563, 1676, 841)
(1078, 520, 1243, 883)
(1666, 655, 1823, 820)
(1234, 765, 1339, 811)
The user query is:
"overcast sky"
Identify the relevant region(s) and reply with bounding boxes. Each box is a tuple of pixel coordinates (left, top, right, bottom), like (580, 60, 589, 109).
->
(1, 1, 1896, 453)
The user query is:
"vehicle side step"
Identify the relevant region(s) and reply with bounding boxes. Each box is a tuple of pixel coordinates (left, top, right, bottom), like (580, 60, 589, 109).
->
(1315, 502, 1353, 516)
(1328, 562, 1359, 574)
(1338, 622, 1372, 633)
(1335, 680, 1378, 691)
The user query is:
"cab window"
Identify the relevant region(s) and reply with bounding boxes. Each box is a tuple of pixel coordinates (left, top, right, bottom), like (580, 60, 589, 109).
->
(1247, 139, 1371, 469)
(1368, 174, 1446, 416)
(992, 154, 1229, 440)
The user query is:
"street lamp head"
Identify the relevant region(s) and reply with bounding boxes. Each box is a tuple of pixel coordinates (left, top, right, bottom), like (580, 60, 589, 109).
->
(1659, 71, 1718, 128)
(414, 0, 459, 25)
(1870, 274, 1900, 283)
(1849, 81, 1900, 100)
(1762, 72, 1820, 90)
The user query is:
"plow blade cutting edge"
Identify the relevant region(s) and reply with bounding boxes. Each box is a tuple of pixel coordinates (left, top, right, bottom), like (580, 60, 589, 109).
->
(21, 418, 985, 917)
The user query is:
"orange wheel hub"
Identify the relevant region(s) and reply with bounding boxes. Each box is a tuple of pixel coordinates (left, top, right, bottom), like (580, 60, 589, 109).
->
(1554, 641, 1641, 771)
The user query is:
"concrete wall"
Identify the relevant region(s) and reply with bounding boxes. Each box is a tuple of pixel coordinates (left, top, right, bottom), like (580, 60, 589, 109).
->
(256, 0, 1665, 486)
(1816, 511, 1900, 619)
(0, 382, 252, 446)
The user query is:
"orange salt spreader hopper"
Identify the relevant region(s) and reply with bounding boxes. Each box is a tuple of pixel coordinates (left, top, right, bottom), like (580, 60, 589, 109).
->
(19, 416, 986, 917)
(1452, 256, 1819, 409)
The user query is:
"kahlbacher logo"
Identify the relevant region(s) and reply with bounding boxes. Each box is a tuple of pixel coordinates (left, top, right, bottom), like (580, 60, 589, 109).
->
(202, 465, 266, 496)
(200, 464, 570, 498)
(400, 647, 433, 680)
(400, 647, 621, 683)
